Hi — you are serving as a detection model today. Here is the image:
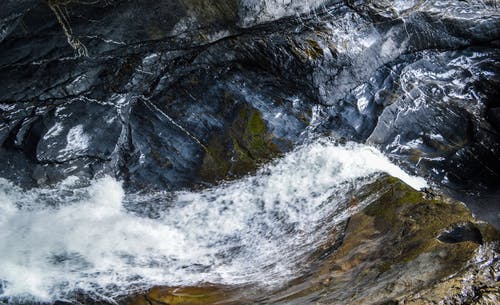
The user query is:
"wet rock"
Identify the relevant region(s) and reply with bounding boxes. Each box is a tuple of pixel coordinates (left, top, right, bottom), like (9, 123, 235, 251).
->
(123, 98, 205, 190)
(488, 107, 500, 131)
(237, 0, 329, 27)
(263, 175, 493, 304)
(36, 100, 121, 163)
(0, 0, 499, 195)
(367, 50, 500, 192)
(400, 242, 499, 305)
(0, 0, 239, 65)
(1, 1, 499, 305)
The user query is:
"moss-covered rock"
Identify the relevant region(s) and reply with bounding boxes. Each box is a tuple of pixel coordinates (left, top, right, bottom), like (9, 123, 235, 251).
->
(199, 101, 281, 183)
(253, 175, 499, 304)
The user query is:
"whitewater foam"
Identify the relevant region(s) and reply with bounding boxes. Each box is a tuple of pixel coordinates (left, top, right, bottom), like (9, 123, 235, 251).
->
(0, 140, 426, 302)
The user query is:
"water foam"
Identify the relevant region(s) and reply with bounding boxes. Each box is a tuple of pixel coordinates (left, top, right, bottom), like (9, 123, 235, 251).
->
(0, 140, 426, 302)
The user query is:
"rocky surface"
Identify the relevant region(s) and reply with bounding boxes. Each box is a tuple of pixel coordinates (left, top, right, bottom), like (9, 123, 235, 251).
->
(1, 0, 499, 193)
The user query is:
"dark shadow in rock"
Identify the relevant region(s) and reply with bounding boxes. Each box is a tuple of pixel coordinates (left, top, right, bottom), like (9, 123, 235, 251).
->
(438, 222, 483, 245)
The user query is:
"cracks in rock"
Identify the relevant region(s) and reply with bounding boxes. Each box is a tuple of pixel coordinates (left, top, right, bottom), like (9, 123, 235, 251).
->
(82, 34, 127, 46)
(139, 96, 208, 153)
(47, 0, 89, 57)
(37, 153, 110, 165)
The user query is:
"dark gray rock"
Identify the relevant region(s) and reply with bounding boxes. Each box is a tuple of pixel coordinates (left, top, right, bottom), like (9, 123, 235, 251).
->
(0, 0, 499, 196)
(367, 50, 500, 191)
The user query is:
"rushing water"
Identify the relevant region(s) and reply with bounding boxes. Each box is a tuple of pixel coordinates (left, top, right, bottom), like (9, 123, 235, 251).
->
(0, 140, 426, 303)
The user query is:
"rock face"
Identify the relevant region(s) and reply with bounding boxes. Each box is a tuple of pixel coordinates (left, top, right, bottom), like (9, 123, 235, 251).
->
(1, 0, 499, 193)
(122, 175, 500, 305)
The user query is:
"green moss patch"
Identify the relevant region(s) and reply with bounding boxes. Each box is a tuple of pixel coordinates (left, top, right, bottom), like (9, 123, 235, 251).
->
(199, 102, 281, 183)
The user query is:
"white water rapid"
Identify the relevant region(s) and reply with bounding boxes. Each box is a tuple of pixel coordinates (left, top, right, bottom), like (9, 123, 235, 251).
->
(0, 140, 426, 303)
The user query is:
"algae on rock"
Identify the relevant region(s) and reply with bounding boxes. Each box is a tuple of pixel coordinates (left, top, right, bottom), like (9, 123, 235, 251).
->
(200, 101, 281, 183)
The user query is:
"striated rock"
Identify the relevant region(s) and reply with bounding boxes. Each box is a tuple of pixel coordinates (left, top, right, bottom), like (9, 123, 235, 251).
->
(401, 241, 499, 304)
(1, 0, 499, 194)
(259, 175, 499, 304)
